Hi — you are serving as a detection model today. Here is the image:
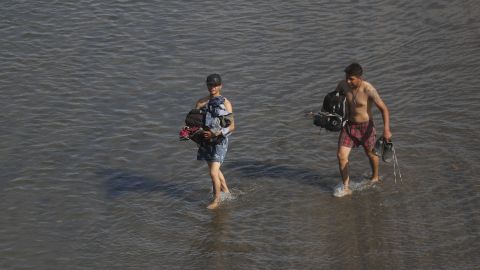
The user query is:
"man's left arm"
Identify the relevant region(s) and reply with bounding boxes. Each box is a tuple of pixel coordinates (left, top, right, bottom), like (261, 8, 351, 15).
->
(367, 85, 392, 140)
(221, 99, 235, 136)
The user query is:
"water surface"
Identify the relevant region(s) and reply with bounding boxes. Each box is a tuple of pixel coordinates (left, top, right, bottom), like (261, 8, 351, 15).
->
(1, 0, 479, 269)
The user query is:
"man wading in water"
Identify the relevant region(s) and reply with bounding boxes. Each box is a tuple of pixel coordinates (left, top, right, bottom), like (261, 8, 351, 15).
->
(195, 74, 235, 209)
(336, 63, 392, 196)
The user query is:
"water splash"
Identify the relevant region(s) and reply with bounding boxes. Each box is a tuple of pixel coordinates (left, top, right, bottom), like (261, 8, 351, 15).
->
(333, 179, 376, 197)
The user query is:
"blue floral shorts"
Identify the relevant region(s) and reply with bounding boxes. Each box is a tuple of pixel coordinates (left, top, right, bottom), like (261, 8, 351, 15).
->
(197, 137, 229, 164)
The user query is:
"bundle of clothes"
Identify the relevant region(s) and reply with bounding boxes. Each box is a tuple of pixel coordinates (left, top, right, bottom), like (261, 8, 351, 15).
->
(179, 96, 233, 145)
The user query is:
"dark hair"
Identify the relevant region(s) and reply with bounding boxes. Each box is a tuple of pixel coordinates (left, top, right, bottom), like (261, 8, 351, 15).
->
(344, 63, 363, 77)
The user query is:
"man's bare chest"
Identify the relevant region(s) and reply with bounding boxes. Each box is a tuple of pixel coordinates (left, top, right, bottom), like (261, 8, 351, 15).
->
(346, 88, 369, 108)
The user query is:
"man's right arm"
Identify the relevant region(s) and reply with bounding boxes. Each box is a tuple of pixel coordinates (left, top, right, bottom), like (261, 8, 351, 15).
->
(195, 97, 208, 109)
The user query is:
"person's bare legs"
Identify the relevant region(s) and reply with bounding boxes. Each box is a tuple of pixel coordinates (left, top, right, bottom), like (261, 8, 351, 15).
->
(365, 147, 380, 183)
(218, 169, 230, 193)
(207, 162, 223, 209)
(337, 146, 353, 195)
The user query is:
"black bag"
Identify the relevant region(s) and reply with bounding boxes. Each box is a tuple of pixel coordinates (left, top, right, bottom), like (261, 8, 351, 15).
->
(182, 109, 205, 144)
(185, 109, 206, 128)
(313, 90, 346, 131)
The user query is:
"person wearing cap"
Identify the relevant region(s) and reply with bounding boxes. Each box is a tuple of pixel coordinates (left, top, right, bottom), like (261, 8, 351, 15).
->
(195, 74, 235, 209)
(336, 63, 392, 196)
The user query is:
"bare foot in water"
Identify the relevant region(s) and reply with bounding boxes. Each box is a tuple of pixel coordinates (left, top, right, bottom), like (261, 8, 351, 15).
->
(369, 179, 380, 186)
(207, 200, 220, 210)
(334, 187, 352, 197)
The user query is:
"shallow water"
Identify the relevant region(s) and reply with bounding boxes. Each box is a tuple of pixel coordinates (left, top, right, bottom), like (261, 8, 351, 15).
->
(1, 0, 479, 269)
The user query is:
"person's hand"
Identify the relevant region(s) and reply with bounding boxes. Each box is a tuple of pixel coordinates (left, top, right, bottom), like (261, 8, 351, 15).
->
(203, 130, 214, 139)
(383, 130, 392, 142)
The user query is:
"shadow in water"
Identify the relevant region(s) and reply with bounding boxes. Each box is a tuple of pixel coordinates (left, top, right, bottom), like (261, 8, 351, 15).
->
(225, 159, 337, 192)
(97, 159, 338, 200)
(97, 168, 197, 202)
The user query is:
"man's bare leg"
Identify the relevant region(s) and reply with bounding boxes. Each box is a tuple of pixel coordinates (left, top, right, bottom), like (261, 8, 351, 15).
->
(365, 147, 380, 183)
(218, 169, 230, 193)
(337, 146, 353, 195)
(207, 162, 222, 209)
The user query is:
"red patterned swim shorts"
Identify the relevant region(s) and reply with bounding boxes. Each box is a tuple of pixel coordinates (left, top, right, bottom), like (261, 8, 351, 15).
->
(338, 120, 376, 150)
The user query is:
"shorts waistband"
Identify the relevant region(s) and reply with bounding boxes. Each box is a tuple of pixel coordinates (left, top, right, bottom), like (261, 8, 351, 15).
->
(347, 119, 374, 125)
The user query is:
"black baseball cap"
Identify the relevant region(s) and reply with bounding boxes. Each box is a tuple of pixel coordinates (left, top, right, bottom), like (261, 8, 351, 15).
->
(206, 74, 222, 86)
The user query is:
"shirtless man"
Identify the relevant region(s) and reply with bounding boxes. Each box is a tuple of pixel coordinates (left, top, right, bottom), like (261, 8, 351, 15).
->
(195, 74, 235, 209)
(336, 63, 392, 195)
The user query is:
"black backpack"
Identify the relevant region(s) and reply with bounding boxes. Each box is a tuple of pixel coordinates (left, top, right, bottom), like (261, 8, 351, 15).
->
(185, 109, 206, 128)
(313, 90, 346, 131)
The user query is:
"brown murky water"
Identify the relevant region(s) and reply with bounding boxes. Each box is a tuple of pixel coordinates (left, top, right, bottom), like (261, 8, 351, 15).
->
(1, 1, 479, 269)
